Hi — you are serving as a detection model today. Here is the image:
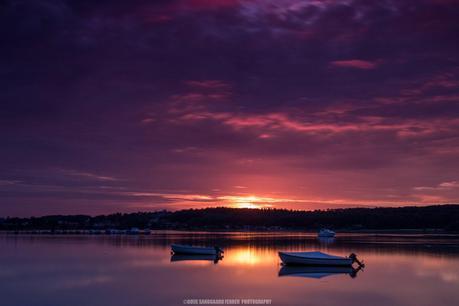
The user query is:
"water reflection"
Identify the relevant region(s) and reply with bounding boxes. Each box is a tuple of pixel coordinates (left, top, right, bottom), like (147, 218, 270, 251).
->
(0, 233, 458, 306)
(225, 248, 266, 266)
(278, 265, 362, 279)
(317, 236, 336, 245)
(171, 254, 223, 264)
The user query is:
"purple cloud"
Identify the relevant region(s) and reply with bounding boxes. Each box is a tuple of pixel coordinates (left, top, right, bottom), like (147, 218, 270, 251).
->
(330, 59, 380, 70)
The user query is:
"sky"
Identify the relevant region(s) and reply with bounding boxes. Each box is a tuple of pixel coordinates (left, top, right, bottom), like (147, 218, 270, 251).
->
(1, 0, 459, 216)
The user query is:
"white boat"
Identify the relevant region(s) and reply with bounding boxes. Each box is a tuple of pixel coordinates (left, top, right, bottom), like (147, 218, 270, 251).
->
(318, 229, 335, 238)
(171, 244, 224, 255)
(278, 251, 354, 266)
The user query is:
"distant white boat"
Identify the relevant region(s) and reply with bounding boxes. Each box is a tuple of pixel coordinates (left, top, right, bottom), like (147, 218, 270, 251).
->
(318, 229, 335, 238)
(278, 251, 356, 266)
(128, 227, 140, 235)
(171, 244, 223, 255)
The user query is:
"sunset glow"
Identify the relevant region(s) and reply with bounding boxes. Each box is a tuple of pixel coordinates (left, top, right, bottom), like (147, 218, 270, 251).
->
(233, 201, 262, 209)
(219, 196, 276, 209)
(225, 248, 265, 266)
(2, 1, 458, 306)
(1, 0, 459, 216)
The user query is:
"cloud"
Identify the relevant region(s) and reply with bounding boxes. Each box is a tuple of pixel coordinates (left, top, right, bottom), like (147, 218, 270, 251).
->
(439, 181, 459, 188)
(59, 169, 119, 182)
(2, 0, 459, 215)
(0, 180, 20, 186)
(330, 59, 380, 70)
(167, 80, 233, 107)
(184, 0, 240, 10)
(174, 108, 459, 139)
(126, 192, 214, 202)
(412, 181, 459, 203)
(416, 181, 459, 191)
(185, 80, 232, 90)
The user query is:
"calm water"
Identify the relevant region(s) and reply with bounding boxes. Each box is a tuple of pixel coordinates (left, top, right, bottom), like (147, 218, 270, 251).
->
(1, 232, 459, 306)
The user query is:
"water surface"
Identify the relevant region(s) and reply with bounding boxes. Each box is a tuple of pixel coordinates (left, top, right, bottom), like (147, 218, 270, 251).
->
(1, 232, 458, 306)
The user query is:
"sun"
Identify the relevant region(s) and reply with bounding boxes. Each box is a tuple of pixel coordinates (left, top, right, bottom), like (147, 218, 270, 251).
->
(218, 195, 277, 209)
(235, 201, 262, 209)
(229, 196, 264, 209)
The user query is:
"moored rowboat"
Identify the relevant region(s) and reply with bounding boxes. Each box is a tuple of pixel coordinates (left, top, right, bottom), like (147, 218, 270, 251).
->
(171, 244, 223, 255)
(278, 251, 355, 266)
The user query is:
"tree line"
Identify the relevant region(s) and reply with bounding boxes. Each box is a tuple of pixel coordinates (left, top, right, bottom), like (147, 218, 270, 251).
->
(1, 205, 458, 231)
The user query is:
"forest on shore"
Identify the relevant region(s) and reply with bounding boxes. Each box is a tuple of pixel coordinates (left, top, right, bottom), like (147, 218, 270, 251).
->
(1, 205, 459, 231)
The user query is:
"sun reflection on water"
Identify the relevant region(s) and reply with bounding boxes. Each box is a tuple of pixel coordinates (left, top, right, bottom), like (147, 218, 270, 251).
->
(223, 247, 277, 266)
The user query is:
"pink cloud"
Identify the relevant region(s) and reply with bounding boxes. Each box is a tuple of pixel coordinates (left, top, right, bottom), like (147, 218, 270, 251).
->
(412, 180, 459, 204)
(419, 72, 459, 92)
(258, 133, 273, 139)
(330, 59, 380, 70)
(174, 108, 459, 140)
(140, 118, 155, 124)
(59, 169, 118, 182)
(167, 80, 232, 106)
(439, 181, 459, 188)
(185, 80, 232, 90)
(177, 110, 360, 134)
(185, 0, 240, 9)
(171, 93, 208, 103)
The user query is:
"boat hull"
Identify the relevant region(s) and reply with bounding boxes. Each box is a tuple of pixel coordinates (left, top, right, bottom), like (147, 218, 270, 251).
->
(171, 254, 222, 262)
(279, 252, 353, 266)
(171, 244, 218, 255)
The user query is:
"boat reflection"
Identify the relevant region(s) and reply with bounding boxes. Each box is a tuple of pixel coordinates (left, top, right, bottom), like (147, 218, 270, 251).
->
(317, 237, 336, 244)
(278, 265, 362, 279)
(170, 254, 223, 264)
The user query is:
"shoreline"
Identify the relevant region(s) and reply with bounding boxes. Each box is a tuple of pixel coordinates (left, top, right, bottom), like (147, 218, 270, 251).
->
(1, 228, 458, 236)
